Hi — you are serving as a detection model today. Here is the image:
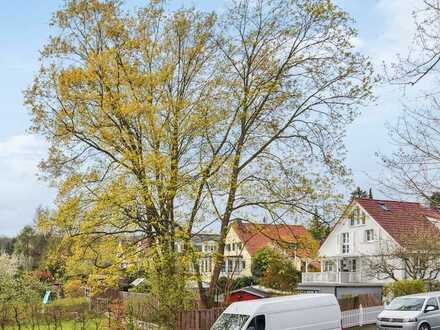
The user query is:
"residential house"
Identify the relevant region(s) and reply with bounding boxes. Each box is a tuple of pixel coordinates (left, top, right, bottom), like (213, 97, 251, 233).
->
(197, 220, 318, 281)
(299, 198, 440, 298)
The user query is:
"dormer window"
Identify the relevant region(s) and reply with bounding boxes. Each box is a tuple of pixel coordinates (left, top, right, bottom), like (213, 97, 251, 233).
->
(349, 206, 367, 226)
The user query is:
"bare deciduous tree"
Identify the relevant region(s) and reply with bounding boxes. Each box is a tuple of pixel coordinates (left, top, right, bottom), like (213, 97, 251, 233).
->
(367, 228, 440, 281)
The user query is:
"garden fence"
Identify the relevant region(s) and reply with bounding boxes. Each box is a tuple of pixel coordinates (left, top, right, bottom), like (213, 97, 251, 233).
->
(342, 305, 383, 328)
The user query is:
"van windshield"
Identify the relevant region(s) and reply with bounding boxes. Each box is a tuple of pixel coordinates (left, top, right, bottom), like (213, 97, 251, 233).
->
(210, 313, 250, 330)
(385, 298, 426, 311)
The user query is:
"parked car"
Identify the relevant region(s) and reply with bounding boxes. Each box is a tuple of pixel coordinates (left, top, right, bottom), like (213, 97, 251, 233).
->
(210, 294, 341, 330)
(377, 291, 440, 330)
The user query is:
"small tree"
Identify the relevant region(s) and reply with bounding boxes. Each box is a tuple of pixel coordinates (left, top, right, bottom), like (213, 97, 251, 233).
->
(351, 187, 368, 199)
(0, 254, 18, 276)
(367, 228, 440, 281)
(0, 273, 15, 330)
(252, 247, 276, 278)
(143, 246, 194, 329)
(252, 247, 300, 292)
(259, 258, 300, 292)
(308, 211, 331, 241)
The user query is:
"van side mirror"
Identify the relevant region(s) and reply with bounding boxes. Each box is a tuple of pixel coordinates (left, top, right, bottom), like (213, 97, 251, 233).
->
(425, 305, 436, 313)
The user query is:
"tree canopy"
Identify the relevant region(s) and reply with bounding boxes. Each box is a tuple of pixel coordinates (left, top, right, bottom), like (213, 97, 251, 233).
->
(27, 0, 373, 306)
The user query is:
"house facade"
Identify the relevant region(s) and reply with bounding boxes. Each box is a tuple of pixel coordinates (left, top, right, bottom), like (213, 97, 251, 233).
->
(299, 198, 440, 298)
(197, 221, 318, 281)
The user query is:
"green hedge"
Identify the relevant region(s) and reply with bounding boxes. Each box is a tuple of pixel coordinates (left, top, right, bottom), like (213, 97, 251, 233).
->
(384, 280, 427, 300)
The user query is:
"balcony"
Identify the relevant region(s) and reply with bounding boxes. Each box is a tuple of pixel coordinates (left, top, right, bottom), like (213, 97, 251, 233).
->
(301, 271, 363, 284)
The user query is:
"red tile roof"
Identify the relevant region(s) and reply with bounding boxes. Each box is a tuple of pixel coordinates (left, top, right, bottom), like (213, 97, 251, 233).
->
(231, 221, 312, 256)
(355, 198, 440, 245)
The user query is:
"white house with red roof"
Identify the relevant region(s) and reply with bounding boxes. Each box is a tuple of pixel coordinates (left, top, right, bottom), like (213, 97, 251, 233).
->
(299, 198, 440, 298)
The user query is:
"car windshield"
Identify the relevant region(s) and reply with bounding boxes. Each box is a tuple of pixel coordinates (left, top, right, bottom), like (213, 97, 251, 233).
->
(210, 313, 250, 330)
(385, 297, 426, 311)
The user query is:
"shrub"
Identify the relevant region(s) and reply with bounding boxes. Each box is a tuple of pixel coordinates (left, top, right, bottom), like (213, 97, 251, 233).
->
(64, 279, 84, 298)
(47, 297, 90, 315)
(216, 276, 257, 294)
(252, 247, 300, 292)
(384, 280, 427, 300)
(233, 276, 257, 290)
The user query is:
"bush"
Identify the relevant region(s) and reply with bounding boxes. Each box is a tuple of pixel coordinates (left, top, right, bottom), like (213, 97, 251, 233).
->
(233, 276, 257, 290)
(47, 297, 90, 315)
(384, 280, 427, 300)
(252, 247, 300, 292)
(64, 279, 85, 298)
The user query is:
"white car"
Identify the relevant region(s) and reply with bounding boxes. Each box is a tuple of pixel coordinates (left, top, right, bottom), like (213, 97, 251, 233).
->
(210, 294, 341, 330)
(377, 291, 440, 330)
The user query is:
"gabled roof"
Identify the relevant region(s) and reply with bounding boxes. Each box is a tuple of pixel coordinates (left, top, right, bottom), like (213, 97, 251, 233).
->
(229, 285, 289, 298)
(354, 198, 440, 246)
(191, 233, 220, 243)
(229, 286, 271, 298)
(231, 221, 313, 256)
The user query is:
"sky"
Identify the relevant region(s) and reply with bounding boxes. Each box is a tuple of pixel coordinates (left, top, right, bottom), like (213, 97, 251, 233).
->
(0, 0, 428, 236)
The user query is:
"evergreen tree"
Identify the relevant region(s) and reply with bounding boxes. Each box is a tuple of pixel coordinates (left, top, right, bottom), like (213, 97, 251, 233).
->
(351, 186, 368, 199)
(308, 210, 331, 241)
(430, 192, 440, 208)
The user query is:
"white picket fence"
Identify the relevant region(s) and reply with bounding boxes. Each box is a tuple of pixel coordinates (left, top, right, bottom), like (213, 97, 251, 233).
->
(342, 305, 383, 328)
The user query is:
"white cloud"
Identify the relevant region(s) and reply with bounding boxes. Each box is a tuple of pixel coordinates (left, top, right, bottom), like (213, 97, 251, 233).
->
(0, 135, 55, 236)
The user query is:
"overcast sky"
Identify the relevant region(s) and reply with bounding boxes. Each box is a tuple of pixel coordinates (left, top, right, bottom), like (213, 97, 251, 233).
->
(0, 0, 428, 236)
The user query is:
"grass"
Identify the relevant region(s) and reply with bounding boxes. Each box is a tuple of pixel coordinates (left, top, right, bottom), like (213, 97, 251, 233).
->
(5, 319, 108, 330)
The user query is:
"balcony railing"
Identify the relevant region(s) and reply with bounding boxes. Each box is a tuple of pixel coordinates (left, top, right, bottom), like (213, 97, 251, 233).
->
(301, 271, 363, 284)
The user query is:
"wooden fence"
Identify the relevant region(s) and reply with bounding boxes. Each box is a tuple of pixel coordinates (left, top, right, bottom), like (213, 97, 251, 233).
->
(176, 307, 225, 330)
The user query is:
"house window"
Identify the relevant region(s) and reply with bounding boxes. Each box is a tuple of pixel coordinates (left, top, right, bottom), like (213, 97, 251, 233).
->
(228, 259, 233, 272)
(324, 260, 335, 272)
(350, 259, 357, 272)
(349, 207, 367, 226)
(342, 232, 350, 254)
(226, 244, 231, 252)
(365, 229, 375, 242)
(242, 260, 246, 270)
(235, 258, 241, 271)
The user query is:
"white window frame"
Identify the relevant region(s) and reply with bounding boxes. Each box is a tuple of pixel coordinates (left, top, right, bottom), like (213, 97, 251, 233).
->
(365, 229, 375, 242)
(349, 207, 367, 227)
(342, 232, 350, 254)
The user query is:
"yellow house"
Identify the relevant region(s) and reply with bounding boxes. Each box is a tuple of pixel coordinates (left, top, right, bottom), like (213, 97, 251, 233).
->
(198, 221, 319, 281)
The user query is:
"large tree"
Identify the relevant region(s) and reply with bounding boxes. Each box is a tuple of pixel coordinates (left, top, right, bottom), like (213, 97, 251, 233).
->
(381, 0, 440, 205)
(27, 0, 373, 307)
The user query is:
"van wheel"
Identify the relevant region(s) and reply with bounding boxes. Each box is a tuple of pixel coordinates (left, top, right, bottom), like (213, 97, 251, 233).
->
(419, 323, 431, 330)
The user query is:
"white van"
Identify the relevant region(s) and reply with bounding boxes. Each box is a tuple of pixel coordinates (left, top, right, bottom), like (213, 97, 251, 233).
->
(210, 294, 341, 330)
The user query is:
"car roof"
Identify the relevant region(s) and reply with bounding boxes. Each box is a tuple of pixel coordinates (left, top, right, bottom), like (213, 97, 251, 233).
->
(400, 291, 440, 298)
(223, 294, 337, 316)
